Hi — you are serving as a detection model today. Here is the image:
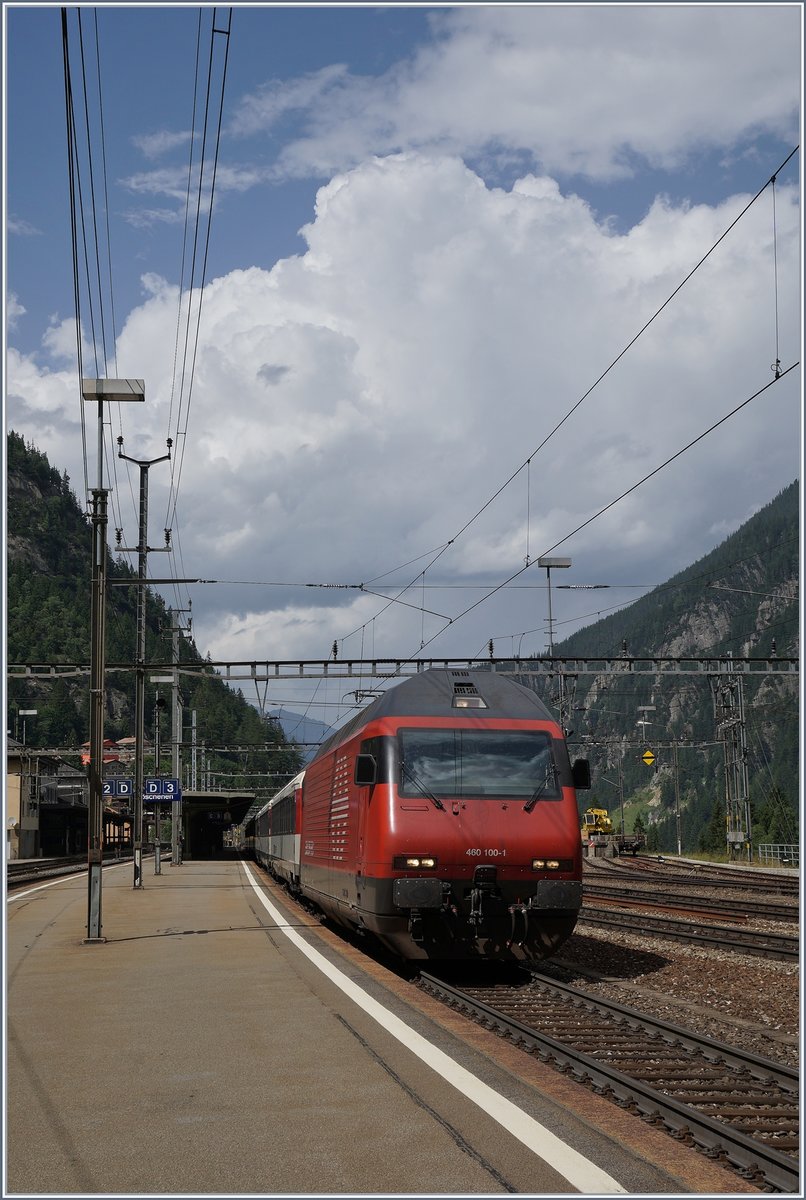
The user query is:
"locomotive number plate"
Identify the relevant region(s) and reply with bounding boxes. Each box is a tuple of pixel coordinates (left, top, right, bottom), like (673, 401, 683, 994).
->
(466, 848, 507, 857)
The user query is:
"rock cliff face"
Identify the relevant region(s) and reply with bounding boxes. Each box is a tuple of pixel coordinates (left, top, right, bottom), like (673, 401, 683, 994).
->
(7, 530, 50, 574)
(658, 601, 733, 656)
(550, 481, 799, 850)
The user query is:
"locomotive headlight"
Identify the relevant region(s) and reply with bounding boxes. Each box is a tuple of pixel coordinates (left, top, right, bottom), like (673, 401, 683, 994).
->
(546, 859, 560, 870)
(394, 855, 438, 869)
(532, 858, 546, 870)
(532, 858, 563, 871)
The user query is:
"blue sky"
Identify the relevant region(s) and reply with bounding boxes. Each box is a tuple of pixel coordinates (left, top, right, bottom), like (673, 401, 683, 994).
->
(7, 6, 438, 353)
(7, 5, 798, 353)
(4, 3, 802, 721)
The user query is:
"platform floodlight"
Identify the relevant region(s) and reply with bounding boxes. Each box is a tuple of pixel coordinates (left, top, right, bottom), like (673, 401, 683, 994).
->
(82, 379, 145, 403)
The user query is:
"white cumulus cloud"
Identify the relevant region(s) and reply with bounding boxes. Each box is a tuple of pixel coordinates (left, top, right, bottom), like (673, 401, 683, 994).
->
(229, 7, 800, 183)
(7, 154, 801, 671)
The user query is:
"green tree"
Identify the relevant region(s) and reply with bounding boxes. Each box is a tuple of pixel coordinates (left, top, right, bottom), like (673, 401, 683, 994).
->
(699, 796, 726, 854)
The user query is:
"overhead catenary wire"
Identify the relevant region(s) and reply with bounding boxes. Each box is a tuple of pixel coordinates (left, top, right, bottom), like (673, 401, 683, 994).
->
(90, 10, 130, 541)
(164, 8, 233, 541)
(61, 19, 796, 709)
(61, 6, 131, 527)
(60, 7, 90, 502)
(92, 10, 118, 380)
(331, 146, 800, 663)
(107, 9, 232, 614)
(167, 8, 204, 445)
(397, 361, 798, 666)
(76, 9, 109, 378)
(59, 8, 206, 650)
(170, 10, 233, 618)
(490, 529, 799, 659)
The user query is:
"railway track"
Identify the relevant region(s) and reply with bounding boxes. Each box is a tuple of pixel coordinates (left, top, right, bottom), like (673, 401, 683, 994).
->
(578, 907, 799, 961)
(6, 852, 134, 887)
(583, 885, 798, 924)
(586, 859, 800, 897)
(418, 970, 800, 1193)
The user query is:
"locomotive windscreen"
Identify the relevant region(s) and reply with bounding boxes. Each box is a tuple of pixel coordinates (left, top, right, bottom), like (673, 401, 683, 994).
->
(398, 728, 561, 798)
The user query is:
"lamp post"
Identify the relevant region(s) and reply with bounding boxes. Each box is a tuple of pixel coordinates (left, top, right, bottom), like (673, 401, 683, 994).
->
(81, 378, 145, 940)
(117, 436, 172, 890)
(537, 556, 571, 727)
(636, 705, 656, 743)
(18, 709, 37, 746)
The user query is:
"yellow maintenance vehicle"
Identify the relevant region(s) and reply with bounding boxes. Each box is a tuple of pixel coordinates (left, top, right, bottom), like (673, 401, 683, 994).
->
(580, 808, 613, 837)
(580, 806, 644, 856)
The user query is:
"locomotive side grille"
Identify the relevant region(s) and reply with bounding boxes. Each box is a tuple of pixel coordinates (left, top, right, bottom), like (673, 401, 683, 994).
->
(330, 754, 351, 862)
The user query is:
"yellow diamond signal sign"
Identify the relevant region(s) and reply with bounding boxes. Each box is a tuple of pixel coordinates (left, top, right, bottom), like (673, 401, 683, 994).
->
(642, 749, 655, 766)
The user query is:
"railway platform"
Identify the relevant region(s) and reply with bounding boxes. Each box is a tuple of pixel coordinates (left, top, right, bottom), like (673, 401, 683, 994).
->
(6, 855, 759, 1195)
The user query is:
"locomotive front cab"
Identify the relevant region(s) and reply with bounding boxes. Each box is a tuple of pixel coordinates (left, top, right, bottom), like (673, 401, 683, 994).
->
(358, 718, 588, 962)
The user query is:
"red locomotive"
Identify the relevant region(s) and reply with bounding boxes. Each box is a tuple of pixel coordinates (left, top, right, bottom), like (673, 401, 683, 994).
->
(250, 668, 590, 962)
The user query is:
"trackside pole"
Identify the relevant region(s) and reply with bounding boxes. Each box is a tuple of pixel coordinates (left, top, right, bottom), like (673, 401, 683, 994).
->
(85, 487, 108, 942)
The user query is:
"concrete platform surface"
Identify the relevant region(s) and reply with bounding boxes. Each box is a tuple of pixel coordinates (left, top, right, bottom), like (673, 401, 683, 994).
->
(5, 856, 757, 1195)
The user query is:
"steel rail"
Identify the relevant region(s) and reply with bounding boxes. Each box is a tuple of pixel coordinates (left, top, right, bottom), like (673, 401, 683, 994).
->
(578, 908, 799, 960)
(585, 861, 800, 894)
(6, 851, 136, 887)
(582, 886, 798, 923)
(418, 971, 799, 1193)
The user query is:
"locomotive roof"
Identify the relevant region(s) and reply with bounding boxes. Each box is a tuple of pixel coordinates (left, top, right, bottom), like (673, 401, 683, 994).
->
(314, 668, 556, 760)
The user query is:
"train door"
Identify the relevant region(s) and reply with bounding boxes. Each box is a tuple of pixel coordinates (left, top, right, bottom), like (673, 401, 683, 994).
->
(353, 735, 386, 913)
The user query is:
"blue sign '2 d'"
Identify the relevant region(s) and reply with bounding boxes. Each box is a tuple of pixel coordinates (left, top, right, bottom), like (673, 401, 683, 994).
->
(102, 778, 134, 798)
(144, 778, 181, 800)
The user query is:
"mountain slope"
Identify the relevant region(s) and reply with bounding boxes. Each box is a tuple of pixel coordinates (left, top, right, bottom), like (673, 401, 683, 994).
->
(6, 432, 798, 850)
(7, 431, 303, 794)
(545, 482, 800, 851)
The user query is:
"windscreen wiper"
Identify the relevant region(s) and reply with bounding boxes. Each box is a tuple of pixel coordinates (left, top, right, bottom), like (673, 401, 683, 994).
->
(400, 761, 445, 811)
(524, 765, 558, 813)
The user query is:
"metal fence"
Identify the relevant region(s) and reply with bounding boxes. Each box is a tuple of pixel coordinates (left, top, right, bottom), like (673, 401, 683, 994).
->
(757, 844, 799, 868)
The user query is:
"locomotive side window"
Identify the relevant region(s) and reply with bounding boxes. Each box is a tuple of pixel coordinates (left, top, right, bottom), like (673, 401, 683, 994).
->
(397, 729, 562, 799)
(358, 736, 393, 786)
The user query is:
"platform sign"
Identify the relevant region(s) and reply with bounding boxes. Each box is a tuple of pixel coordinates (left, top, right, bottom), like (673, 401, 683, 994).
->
(103, 778, 134, 798)
(144, 778, 181, 801)
(642, 750, 655, 766)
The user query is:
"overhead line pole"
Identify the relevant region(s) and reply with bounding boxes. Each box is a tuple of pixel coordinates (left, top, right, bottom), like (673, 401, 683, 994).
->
(169, 607, 192, 866)
(81, 379, 144, 940)
(116, 436, 171, 890)
(85, 486, 108, 940)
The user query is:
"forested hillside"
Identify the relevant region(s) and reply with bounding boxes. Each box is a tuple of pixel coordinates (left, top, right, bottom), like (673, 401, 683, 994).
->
(6, 432, 799, 853)
(525, 483, 799, 852)
(7, 431, 302, 794)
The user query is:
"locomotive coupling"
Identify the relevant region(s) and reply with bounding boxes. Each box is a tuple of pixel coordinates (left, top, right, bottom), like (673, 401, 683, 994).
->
(508, 903, 530, 947)
(469, 864, 500, 926)
(472, 864, 498, 888)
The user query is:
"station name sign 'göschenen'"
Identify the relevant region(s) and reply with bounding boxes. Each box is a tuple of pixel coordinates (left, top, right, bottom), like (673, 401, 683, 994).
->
(102, 778, 181, 801)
